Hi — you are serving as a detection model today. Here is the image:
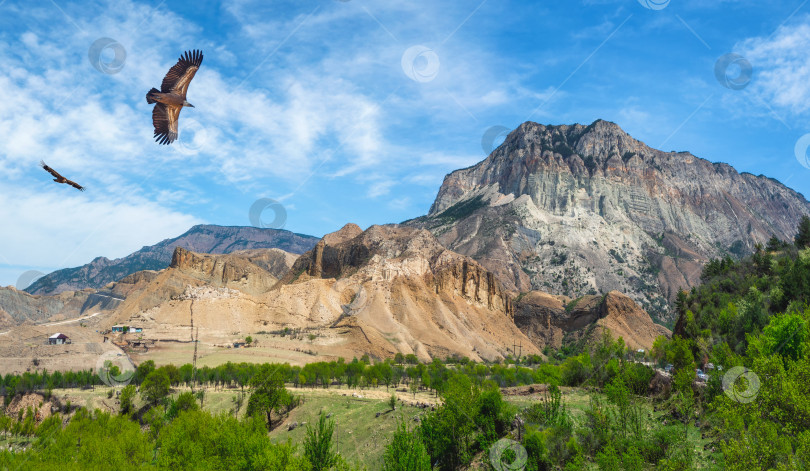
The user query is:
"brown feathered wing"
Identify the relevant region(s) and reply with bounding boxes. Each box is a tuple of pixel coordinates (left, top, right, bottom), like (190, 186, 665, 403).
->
(152, 103, 181, 145)
(161, 49, 203, 96)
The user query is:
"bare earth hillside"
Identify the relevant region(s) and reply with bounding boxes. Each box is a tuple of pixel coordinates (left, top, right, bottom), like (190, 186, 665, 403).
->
(103, 224, 539, 363)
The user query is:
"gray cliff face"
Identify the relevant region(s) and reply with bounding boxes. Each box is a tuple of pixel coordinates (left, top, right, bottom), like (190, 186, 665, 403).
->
(25, 225, 319, 296)
(409, 120, 810, 323)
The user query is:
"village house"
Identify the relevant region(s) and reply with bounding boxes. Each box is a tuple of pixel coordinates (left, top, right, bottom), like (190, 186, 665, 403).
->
(47, 333, 70, 345)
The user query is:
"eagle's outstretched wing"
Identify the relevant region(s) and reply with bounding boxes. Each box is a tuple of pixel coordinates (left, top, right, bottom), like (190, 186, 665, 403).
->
(40, 161, 62, 179)
(65, 179, 85, 191)
(160, 49, 203, 98)
(152, 103, 181, 145)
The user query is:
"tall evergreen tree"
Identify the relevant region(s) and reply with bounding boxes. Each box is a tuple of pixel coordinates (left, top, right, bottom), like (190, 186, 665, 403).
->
(796, 215, 810, 249)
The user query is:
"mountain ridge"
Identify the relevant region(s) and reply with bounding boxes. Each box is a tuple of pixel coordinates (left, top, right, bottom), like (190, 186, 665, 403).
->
(25, 224, 320, 295)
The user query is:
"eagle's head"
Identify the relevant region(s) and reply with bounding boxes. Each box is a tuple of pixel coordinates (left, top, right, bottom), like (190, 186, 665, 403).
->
(183, 100, 195, 108)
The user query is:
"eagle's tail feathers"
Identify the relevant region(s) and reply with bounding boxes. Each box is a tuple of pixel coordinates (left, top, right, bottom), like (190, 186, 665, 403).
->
(146, 88, 160, 104)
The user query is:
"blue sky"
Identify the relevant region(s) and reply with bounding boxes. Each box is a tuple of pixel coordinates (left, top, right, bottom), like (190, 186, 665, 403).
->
(1, 0, 810, 288)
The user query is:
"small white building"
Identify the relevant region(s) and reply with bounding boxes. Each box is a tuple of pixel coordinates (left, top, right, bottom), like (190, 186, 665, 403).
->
(48, 333, 70, 345)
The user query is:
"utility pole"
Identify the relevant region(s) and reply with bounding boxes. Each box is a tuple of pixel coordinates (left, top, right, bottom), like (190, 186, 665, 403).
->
(190, 299, 197, 392)
(192, 327, 199, 393)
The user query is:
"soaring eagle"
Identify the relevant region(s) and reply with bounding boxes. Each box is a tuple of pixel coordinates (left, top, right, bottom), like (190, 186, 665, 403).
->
(40, 161, 85, 191)
(146, 50, 203, 145)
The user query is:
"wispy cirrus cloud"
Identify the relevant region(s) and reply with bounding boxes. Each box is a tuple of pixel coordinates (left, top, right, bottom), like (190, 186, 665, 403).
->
(737, 17, 810, 116)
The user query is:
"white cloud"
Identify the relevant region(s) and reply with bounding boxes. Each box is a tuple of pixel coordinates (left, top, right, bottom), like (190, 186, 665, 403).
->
(737, 17, 810, 115)
(0, 184, 200, 271)
(368, 180, 395, 198)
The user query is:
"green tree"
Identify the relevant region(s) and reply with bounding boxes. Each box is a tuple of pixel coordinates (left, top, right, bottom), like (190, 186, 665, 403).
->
(388, 393, 397, 411)
(246, 367, 292, 431)
(674, 289, 689, 318)
(167, 391, 200, 419)
(383, 420, 431, 471)
(749, 311, 808, 363)
(766, 235, 785, 252)
(135, 359, 155, 384)
(523, 430, 550, 471)
(795, 215, 810, 249)
(419, 375, 479, 469)
(159, 364, 181, 386)
(195, 389, 206, 409)
(140, 370, 171, 406)
(665, 336, 694, 371)
(304, 413, 338, 471)
(119, 384, 136, 415)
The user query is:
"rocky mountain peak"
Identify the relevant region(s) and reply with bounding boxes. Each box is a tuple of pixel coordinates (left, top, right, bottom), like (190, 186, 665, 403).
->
(322, 223, 364, 245)
(514, 289, 670, 350)
(411, 120, 810, 323)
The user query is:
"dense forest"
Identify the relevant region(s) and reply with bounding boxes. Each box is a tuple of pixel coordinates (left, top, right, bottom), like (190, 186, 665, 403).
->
(1, 216, 810, 470)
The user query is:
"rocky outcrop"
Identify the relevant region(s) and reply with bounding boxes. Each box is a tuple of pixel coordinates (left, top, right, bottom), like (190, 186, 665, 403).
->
(408, 120, 810, 323)
(284, 224, 514, 316)
(514, 290, 670, 351)
(271, 223, 531, 361)
(26, 225, 319, 295)
(170, 247, 287, 295)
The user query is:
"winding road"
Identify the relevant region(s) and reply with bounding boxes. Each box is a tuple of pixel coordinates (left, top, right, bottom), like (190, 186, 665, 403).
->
(42, 311, 104, 327)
